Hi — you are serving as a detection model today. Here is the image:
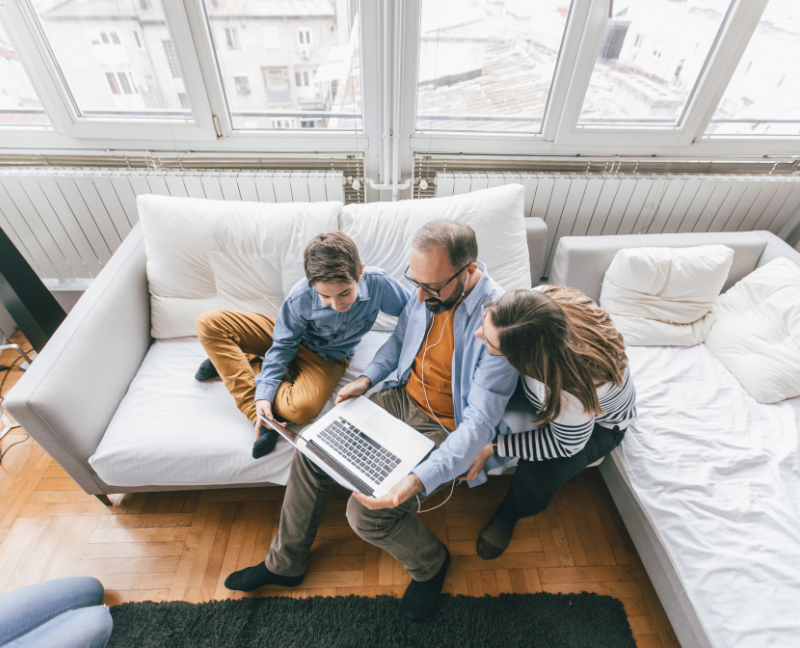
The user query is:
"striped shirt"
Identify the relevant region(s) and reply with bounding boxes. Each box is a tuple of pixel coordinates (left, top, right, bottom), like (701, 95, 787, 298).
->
(496, 368, 637, 461)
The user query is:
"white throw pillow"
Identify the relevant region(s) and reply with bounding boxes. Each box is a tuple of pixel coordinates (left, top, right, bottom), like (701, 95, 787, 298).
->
(138, 195, 342, 339)
(705, 257, 800, 404)
(339, 184, 531, 329)
(600, 245, 734, 346)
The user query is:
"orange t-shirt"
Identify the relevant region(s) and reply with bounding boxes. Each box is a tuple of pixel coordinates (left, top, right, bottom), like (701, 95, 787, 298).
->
(406, 310, 456, 431)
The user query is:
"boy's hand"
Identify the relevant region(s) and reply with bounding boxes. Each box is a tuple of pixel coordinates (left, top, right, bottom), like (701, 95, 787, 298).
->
(335, 376, 372, 405)
(254, 400, 273, 439)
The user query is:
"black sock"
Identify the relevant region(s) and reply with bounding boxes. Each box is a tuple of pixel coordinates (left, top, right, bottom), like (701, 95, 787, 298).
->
(477, 514, 516, 560)
(194, 358, 219, 381)
(397, 548, 451, 620)
(252, 425, 279, 459)
(224, 562, 303, 592)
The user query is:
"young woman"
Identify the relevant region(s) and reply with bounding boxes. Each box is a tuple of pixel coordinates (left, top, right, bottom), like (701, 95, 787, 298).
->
(469, 285, 637, 560)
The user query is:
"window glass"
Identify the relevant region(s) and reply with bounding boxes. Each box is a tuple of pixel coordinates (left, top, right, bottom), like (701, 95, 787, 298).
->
(416, 0, 572, 133)
(578, 0, 733, 127)
(28, 0, 193, 120)
(202, 0, 362, 131)
(705, 0, 800, 136)
(0, 18, 51, 127)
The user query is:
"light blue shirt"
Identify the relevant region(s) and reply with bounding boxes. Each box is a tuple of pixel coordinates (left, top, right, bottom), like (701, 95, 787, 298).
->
(254, 267, 411, 404)
(361, 261, 519, 493)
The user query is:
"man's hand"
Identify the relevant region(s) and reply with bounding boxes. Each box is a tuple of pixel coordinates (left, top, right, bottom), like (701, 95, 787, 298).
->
(334, 375, 372, 405)
(254, 400, 273, 439)
(459, 443, 495, 482)
(353, 473, 424, 510)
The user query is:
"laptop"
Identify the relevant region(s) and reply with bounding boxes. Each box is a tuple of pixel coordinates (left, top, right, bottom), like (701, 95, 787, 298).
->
(259, 396, 435, 498)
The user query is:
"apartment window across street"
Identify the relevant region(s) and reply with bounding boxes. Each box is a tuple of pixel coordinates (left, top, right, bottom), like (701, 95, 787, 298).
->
(225, 27, 239, 49)
(295, 71, 310, 87)
(298, 30, 312, 46)
(270, 118, 294, 128)
(132, 31, 143, 50)
(234, 76, 250, 95)
(105, 71, 137, 96)
(178, 93, 190, 110)
(162, 40, 182, 79)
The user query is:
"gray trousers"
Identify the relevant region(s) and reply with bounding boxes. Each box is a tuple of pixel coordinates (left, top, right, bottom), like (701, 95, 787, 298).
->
(264, 386, 451, 581)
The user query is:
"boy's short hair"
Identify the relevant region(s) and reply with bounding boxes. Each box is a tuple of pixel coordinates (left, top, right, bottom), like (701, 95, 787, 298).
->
(304, 231, 362, 285)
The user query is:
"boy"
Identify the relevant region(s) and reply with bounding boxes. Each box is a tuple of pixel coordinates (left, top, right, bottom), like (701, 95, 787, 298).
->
(195, 231, 410, 458)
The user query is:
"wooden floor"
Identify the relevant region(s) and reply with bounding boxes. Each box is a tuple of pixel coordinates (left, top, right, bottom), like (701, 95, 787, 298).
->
(0, 331, 679, 648)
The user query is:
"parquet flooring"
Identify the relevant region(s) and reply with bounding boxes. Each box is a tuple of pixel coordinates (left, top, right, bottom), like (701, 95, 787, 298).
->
(0, 331, 680, 647)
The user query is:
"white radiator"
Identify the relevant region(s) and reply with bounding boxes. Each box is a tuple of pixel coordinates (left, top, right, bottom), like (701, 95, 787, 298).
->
(436, 172, 800, 274)
(0, 169, 345, 289)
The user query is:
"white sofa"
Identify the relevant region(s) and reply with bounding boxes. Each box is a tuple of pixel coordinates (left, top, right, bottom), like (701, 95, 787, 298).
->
(5, 184, 547, 499)
(549, 230, 800, 648)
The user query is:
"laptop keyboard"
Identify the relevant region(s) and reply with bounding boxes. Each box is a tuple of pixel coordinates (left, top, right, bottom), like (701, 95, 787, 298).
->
(317, 417, 401, 484)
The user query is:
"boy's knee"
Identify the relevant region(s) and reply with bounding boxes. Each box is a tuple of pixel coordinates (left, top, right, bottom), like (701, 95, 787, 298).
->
(195, 310, 227, 338)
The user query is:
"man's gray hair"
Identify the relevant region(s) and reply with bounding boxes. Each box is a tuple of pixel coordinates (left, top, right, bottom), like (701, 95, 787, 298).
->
(412, 220, 478, 270)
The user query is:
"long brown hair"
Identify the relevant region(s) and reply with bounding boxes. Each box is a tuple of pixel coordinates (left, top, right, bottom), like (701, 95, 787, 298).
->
(488, 286, 627, 425)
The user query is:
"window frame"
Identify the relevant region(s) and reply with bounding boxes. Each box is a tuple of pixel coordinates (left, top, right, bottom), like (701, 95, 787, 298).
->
(0, 0, 797, 171)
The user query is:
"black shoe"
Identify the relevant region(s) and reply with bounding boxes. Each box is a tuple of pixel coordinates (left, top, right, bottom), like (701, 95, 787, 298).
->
(252, 425, 279, 459)
(194, 358, 219, 381)
(397, 548, 451, 620)
(224, 562, 303, 592)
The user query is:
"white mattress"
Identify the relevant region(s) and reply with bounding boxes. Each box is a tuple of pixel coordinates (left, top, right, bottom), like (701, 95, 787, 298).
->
(620, 345, 800, 648)
(89, 331, 393, 488)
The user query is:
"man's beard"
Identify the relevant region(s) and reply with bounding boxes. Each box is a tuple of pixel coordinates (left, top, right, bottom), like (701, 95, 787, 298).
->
(424, 277, 466, 314)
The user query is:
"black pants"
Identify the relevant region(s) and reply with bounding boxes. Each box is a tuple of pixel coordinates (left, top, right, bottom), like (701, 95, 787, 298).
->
(496, 423, 626, 524)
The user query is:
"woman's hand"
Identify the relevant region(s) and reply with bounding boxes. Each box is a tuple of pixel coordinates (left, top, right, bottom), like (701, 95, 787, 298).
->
(335, 375, 372, 405)
(459, 443, 495, 482)
(353, 474, 424, 510)
(254, 399, 273, 439)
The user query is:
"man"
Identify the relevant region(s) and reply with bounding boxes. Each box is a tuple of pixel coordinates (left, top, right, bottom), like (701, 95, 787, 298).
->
(224, 221, 519, 619)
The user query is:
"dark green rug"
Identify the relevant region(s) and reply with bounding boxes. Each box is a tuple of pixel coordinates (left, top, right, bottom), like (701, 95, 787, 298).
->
(108, 592, 636, 648)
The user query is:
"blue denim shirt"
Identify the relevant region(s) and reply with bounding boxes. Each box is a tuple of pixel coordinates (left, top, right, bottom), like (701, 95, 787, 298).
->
(361, 262, 519, 493)
(254, 267, 411, 403)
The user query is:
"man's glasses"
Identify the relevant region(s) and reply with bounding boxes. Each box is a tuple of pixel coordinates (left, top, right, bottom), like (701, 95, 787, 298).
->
(404, 263, 470, 298)
(481, 303, 503, 356)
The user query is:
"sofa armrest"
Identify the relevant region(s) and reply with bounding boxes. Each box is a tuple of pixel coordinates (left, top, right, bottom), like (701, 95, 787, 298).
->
(755, 231, 800, 268)
(4, 224, 151, 494)
(524, 217, 547, 284)
(549, 231, 770, 302)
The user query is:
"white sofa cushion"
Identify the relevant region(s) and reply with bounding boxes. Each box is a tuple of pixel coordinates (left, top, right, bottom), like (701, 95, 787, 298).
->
(600, 245, 734, 346)
(138, 195, 342, 339)
(339, 184, 530, 329)
(89, 331, 393, 488)
(705, 258, 800, 404)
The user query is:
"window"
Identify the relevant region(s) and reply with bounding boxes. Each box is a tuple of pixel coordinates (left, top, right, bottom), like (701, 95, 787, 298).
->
(105, 71, 137, 96)
(578, 0, 735, 127)
(263, 26, 280, 49)
(90, 30, 122, 46)
(201, 0, 361, 130)
(132, 31, 143, 50)
(271, 118, 295, 128)
(234, 76, 250, 95)
(301, 119, 319, 128)
(26, 0, 193, 120)
(705, 0, 800, 136)
(178, 92, 190, 110)
(162, 40, 182, 79)
(0, 18, 51, 127)
(224, 27, 239, 50)
(416, 0, 572, 133)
